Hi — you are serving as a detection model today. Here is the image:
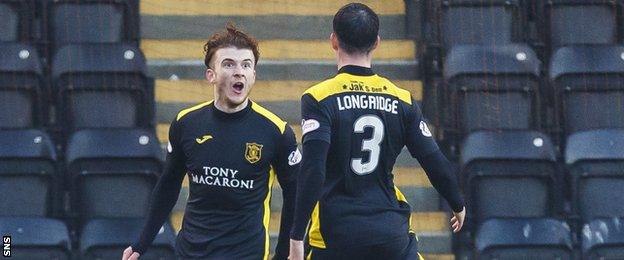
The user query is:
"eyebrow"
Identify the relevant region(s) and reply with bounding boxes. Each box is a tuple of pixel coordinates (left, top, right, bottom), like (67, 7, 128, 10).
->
(221, 58, 253, 63)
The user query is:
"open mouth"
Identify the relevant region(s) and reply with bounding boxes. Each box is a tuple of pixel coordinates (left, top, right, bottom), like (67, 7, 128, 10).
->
(232, 82, 244, 93)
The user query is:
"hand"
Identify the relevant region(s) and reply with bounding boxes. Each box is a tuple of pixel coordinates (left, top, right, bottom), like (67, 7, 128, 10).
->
(288, 239, 304, 260)
(451, 207, 466, 233)
(122, 246, 140, 260)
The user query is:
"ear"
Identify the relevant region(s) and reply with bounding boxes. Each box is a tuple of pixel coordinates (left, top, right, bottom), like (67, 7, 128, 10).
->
(372, 36, 380, 51)
(205, 68, 216, 83)
(330, 33, 339, 51)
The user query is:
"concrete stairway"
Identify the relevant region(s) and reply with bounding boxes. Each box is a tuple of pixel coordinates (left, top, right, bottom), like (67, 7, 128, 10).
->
(140, 0, 452, 259)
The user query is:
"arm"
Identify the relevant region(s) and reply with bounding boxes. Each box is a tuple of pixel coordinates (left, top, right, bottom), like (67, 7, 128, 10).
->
(130, 151, 186, 254)
(404, 101, 465, 231)
(289, 94, 332, 260)
(418, 150, 464, 213)
(289, 140, 329, 241)
(272, 126, 300, 260)
(124, 120, 187, 257)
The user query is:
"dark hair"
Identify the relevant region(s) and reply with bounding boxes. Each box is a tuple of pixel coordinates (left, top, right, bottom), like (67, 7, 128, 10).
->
(332, 3, 379, 55)
(203, 23, 260, 69)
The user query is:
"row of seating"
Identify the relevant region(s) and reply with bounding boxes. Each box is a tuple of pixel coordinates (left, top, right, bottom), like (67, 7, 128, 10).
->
(439, 43, 624, 153)
(1, 0, 140, 63)
(0, 217, 175, 259)
(0, 43, 154, 135)
(457, 129, 624, 259)
(424, 0, 624, 64)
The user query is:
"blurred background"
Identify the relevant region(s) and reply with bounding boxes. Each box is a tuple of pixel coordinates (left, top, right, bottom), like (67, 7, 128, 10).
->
(0, 0, 623, 259)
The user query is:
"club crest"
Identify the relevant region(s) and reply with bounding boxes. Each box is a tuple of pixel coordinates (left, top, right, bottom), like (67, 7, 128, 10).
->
(245, 143, 263, 164)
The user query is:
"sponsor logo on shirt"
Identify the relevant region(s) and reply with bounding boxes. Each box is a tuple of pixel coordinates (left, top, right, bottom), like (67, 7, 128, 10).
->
(288, 148, 302, 166)
(301, 119, 320, 135)
(420, 121, 432, 137)
(191, 166, 254, 189)
(196, 134, 213, 144)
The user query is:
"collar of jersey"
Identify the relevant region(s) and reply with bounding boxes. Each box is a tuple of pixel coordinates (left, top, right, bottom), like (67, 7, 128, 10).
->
(338, 65, 375, 76)
(211, 100, 252, 120)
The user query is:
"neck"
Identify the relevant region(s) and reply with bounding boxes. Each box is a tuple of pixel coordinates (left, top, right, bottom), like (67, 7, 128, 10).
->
(336, 50, 372, 70)
(214, 93, 249, 113)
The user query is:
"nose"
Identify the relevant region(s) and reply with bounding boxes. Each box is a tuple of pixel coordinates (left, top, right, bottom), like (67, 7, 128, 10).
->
(233, 65, 244, 77)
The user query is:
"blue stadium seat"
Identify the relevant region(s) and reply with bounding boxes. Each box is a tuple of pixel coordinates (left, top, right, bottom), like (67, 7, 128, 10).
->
(539, 0, 623, 50)
(51, 43, 154, 135)
(0, 217, 71, 260)
(582, 217, 624, 259)
(460, 131, 560, 226)
(443, 44, 542, 151)
(43, 0, 139, 51)
(565, 129, 624, 223)
(0, 43, 46, 128)
(65, 128, 162, 226)
(0, 129, 58, 217)
(80, 218, 175, 260)
(550, 45, 624, 138)
(422, 0, 528, 76)
(0, 0, 35, 43)
(436, 0, 526, 51)
(475, 218, 573, 259)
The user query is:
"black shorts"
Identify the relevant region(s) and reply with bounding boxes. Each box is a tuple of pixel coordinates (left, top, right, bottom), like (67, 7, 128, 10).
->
(307, 233, 423, 260)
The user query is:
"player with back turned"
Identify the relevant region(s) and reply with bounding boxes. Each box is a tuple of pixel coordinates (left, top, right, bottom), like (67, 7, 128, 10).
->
(121, 24, 300, 260)
(289, 3, 466, 260)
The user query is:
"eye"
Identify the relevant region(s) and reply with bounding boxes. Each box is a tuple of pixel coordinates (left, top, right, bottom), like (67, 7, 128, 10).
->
(243, 63, 252, 69)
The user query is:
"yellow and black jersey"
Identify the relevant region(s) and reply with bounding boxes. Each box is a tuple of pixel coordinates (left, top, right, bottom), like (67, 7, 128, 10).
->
(300, 65, 439, 249)
(133, 100, 299, 259)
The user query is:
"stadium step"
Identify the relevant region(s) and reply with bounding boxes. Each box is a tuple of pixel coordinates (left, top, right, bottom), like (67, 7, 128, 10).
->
(155, 79, 423, 104)
(142, 39, 415, 60)
(148, 59, 419, 81)
(141, 0, 405, 16)
(153, 79, 423, 129)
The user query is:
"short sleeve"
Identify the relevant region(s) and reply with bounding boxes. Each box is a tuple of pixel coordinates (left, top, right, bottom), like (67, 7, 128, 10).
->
(404, 100, 439, 159)
(301, 94, 332, 144)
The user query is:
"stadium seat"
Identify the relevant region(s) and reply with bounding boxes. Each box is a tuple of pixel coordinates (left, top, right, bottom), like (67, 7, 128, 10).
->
(0, 217, 71, 260)
(0, 43, 46, 128)
(443, 44, 542, 146)
(0, 0, 35, 43)
(43, 0, 139, 51)
(549, 45, 624, 137)
(539, 0, 623, 50)
(51, 43, 154, 135)
(434, 0, 526, 51)
(422, 0, 528, 76)
(475, 218, 573, 259)
(0, 129, 58, 217)
(80, 218, 175, 260)
(460, 131, 560, 225)
(582, 217, 624, 259)
(565, 129, 624, 223)
(65, 128, 162, 225)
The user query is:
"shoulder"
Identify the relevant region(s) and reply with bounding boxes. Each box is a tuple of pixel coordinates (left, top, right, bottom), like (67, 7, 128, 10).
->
(250, 101, 287, 134)
(175, 101, 213, 123)
(303, 76, 344, 102)
(376, 76, 412, 105)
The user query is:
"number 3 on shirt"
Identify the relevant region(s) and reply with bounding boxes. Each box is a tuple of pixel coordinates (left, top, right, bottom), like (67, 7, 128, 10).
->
(351, 115, 384, 175)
